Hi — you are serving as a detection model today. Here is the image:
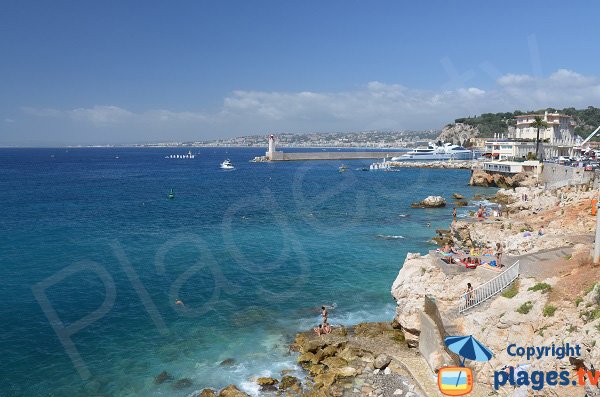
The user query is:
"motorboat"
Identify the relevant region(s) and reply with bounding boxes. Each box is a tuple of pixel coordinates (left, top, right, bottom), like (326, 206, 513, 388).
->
(391, 142, 477, 161)
(338, 164, 348, 172)
(220, 159, 235, 169)
(167, 188, 175, 200)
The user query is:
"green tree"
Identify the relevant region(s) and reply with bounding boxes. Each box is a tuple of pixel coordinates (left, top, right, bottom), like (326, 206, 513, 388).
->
(529, 116, 548, 159)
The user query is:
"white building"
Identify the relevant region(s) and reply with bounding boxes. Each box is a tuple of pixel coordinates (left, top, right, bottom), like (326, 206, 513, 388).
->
(514, 111, 577, 146)
(482, 160, 542, 175)
(484, 141, 537, 160)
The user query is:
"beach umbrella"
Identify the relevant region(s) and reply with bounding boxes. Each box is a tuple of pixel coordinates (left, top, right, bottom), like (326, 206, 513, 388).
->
(445, 335, 493, 365)
(442, 335, 493, 390)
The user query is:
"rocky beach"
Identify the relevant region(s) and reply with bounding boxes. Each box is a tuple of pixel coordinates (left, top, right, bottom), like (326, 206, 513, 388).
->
(190, 170, 599, 397)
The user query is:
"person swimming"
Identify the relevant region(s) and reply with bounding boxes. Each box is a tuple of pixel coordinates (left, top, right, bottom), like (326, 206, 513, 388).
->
(175, 299, 184, 306)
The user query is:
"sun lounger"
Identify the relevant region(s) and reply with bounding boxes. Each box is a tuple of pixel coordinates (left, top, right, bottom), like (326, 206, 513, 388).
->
(478, 263, 503, 273)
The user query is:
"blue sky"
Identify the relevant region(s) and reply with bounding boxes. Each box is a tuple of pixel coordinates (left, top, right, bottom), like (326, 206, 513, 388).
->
(1, 0, 600, 146)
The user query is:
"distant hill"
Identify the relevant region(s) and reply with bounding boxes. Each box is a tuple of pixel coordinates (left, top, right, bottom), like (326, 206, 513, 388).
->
(450, 106, 600, 141)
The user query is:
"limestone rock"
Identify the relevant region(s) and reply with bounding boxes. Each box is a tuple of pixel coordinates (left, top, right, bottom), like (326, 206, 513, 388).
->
(279, 375, 301, 391)
(373, 354, 391, 369)
(218, 385, 251, 397)
(411, 195, 446, 208)
(321, 356, 348, 368)
(452, 193, 465, 199)
(256, 377, 278, 388)
(199, 389, 217, 397)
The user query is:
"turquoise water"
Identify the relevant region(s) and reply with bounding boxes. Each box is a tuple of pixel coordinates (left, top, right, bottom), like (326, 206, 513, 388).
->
(0, 148, 491, 396)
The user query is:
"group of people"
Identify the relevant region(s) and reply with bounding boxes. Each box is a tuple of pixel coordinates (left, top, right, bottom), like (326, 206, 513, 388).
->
(440, 241, 504, 269)
(314, 306, 333, 336)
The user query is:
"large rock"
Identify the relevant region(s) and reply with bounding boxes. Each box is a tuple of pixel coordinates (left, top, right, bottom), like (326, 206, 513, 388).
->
(321, 356, 348, 369)
(469, 169, 537, 188)
(279, 375, 301, 391)
(373, 354, 391, 369)
(256, 377, 278, 388)
(218, 385, 251, 397)
(199, 389, 217, 397)
(411, 196, 446, 208)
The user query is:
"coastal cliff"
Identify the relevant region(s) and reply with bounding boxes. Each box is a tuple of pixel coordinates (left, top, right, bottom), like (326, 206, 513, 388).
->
(391, 183, 600, 395)
(436, 123, 479, 145)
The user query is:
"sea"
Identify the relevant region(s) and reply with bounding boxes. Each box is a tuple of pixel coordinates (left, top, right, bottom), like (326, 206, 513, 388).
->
(0, 147, 493, 397)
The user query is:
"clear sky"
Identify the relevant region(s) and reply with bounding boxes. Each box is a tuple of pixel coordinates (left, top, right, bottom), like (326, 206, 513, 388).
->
(1, 0, 599, 146)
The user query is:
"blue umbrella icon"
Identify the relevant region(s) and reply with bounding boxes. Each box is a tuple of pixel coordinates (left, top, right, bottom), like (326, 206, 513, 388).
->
(444, 335, 493, 387)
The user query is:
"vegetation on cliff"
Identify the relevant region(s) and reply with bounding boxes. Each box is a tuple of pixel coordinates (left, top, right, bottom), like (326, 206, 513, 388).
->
(449, 106, 600, 140)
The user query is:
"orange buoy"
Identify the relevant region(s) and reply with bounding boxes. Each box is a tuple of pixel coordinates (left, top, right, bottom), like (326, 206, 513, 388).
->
(593, 199, 598, 216)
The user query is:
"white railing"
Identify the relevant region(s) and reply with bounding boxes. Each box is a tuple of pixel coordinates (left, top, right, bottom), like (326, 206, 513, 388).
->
(459, 260, 520, 313)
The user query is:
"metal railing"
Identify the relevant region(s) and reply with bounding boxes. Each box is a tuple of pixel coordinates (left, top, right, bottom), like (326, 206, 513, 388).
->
(458, 260, 520, 313)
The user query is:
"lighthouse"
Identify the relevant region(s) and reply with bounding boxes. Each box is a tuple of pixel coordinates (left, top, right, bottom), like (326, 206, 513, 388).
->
(268, 134, 276, 156)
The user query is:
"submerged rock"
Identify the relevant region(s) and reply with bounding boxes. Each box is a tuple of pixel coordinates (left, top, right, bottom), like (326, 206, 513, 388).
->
(154, 371, 173, 384)
(219, 358, 236, 367)
(172, 378, 193, 389)
(452, 193, 465, 199)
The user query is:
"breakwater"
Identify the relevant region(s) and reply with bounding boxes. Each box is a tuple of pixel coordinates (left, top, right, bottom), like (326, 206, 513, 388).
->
(252, 151, 406, 162)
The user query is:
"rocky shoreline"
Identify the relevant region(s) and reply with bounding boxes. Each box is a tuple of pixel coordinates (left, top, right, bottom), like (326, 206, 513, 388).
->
(193, 179, 599, 397)
(392, 183, 600, 396)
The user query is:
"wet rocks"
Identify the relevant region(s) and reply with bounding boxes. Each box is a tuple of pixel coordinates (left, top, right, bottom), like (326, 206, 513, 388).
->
(411, 196, 446, 208)
(256, 377, 278, 390)
(219, 358, 236, 367)
(452, 193, 464, 199)
(279, 375, 302, 392)
(154, 371, 173, 384)
(199, 389, 217, 397)
(218, 384, 251, 397)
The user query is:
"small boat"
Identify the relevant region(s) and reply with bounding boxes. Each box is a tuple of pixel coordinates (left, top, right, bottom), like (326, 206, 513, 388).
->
(167, 189, 175, 200)
(165, 150, 195, 159)
(220, 159, 235, 169)
(369, 158, 391, 171)
(338, 164, 348, 172)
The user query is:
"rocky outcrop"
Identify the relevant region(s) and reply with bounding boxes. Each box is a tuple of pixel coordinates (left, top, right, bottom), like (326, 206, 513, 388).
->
(411, 196, 446, 208)
(217, 385, 251, 397)
(437, 123, 479, 145)
(469, 169, 537, 188)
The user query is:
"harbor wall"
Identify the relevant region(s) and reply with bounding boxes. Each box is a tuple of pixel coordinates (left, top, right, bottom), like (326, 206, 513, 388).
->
(268, 151, 406, 161)
(540, 163, 598, 189)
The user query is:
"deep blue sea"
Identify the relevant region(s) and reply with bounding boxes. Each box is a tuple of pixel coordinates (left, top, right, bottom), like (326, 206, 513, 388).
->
(0, 147, 492, 397)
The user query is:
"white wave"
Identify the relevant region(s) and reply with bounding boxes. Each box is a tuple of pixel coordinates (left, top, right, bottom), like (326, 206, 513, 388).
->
(376, 234, 405, 240)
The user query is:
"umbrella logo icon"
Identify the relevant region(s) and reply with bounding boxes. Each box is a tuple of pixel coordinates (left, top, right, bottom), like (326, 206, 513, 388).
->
(438, 335, 493, 396)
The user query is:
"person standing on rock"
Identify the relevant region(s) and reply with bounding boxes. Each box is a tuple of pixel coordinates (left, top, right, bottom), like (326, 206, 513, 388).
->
(321, 306, 328, 324)
(453, 207, 457, 221)
(496, 242, 504, 268)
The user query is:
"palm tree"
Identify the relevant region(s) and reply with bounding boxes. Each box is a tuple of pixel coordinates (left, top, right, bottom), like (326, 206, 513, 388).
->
(530, 116, 548, 160)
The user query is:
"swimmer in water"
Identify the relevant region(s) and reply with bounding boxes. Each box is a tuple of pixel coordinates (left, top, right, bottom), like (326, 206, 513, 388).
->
(175, 300, 184, 306)
(426, 222, 431, 227)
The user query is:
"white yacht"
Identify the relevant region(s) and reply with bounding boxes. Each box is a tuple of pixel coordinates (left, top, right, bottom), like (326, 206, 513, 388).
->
(220, 159, 235, 169)
(391, 142, 476, 161)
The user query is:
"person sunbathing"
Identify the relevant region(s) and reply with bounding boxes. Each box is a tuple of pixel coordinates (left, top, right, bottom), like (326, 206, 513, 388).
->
(323, 322, 332, 334)
(314, 324, 324, 336)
